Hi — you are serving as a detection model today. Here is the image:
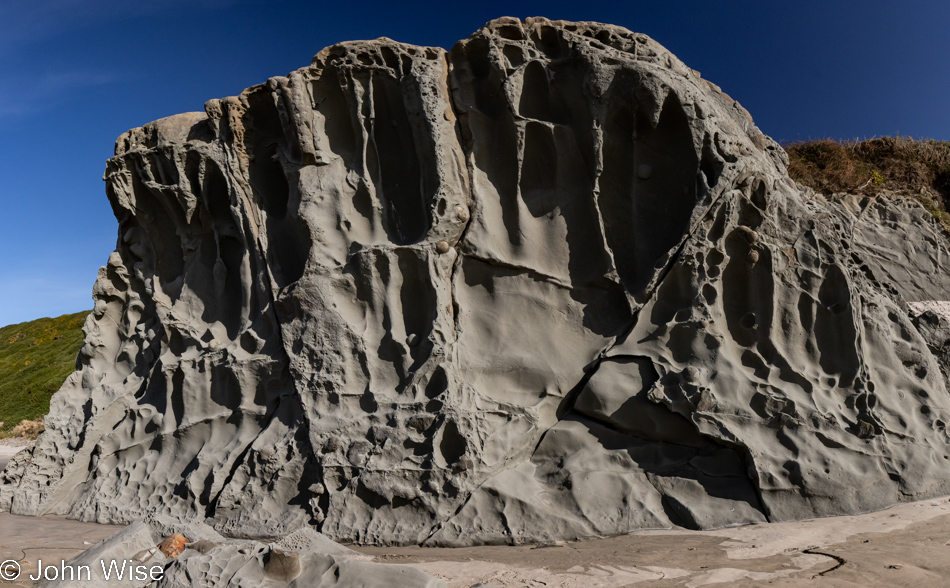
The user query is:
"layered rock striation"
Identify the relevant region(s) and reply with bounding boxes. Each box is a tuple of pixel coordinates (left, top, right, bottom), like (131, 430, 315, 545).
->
(5, 17, 950, 546)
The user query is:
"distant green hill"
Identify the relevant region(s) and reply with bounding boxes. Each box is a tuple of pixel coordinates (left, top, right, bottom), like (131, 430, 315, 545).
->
(0, 311, 89, 435)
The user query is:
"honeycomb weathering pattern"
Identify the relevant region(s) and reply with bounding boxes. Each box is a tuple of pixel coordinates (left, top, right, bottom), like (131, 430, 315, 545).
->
(5, 17, 950, 546)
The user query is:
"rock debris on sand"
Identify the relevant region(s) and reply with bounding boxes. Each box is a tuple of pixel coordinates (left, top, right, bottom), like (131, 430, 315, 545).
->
(29, 518, 442, 588)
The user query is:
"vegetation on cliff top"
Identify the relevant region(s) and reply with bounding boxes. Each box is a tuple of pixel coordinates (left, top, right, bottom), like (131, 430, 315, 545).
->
(0, 311, 88, 437)
(786, 136, 950, 231)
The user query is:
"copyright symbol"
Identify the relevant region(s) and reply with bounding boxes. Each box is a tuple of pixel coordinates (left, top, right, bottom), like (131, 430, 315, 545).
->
(0, 560, 19, 581)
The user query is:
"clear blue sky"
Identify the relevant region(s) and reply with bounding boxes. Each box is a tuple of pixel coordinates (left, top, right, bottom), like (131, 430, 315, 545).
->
(1, 0, 949, 328)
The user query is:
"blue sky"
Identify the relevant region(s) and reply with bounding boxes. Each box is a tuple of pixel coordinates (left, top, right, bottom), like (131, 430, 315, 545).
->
(1, 0, 949, 327)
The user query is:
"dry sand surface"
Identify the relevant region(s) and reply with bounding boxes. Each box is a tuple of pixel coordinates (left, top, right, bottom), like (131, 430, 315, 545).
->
(3, 510, 948, 588)
(0, 513, 123, 588)
(354, 498, 950, 587)
(0, 436, 947, 588)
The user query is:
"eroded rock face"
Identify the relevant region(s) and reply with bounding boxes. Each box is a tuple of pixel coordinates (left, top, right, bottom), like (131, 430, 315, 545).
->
(4, 17, 950, 546)
(33, 519, 444, 588)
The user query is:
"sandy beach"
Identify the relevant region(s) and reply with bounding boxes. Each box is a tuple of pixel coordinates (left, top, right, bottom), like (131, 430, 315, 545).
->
(354, 497, 950, 587)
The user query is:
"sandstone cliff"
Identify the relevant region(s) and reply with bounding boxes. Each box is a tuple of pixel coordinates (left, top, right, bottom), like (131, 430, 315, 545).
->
(5, 17, 950, 546)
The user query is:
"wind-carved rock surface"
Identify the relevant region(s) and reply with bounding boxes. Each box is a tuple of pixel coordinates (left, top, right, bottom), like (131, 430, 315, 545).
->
(5, 17, 950, 547)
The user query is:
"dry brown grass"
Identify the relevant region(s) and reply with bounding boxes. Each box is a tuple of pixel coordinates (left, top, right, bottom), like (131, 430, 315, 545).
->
(786, 137, 950, 231)
(11, 418, 44, 439)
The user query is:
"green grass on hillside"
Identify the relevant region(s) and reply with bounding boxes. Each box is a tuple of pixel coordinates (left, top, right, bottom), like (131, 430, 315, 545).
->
(0, 311, 89, 436)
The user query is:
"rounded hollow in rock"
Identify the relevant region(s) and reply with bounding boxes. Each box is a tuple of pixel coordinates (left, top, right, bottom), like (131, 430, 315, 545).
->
(264, 549, 302, 581)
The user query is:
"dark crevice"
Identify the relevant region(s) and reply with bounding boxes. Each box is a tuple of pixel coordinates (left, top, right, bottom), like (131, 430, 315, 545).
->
(803, 548, 847, 577)
(554, 354, 606, 423)
(460, 253, 571, 289)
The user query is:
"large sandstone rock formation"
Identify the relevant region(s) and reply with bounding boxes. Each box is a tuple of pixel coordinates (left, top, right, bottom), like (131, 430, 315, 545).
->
(5, 17, 950, 546)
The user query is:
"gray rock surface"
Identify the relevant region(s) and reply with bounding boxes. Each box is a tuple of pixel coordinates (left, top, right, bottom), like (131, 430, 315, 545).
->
(34, 519, 442, 588)
(4, 17, 950, 546)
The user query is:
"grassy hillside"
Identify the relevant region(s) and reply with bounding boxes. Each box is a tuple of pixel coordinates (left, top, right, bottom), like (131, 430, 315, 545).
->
(0, 311, 89, 436)
(786, 137, 950, 231)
